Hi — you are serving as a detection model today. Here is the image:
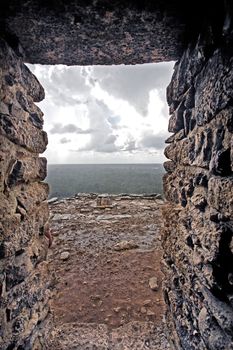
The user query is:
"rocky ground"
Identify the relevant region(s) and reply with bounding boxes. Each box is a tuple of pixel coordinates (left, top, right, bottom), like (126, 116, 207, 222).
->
(46, 194, 170, 349)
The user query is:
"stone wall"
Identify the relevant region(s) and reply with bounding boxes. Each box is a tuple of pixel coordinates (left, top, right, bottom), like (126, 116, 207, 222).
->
(0, 39, 50, 350)
(162, 27, 233, 349)
(1, 0, 187, 65)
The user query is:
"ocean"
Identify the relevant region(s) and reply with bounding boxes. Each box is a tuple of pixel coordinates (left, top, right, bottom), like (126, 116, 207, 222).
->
(46, 163, 165, 199)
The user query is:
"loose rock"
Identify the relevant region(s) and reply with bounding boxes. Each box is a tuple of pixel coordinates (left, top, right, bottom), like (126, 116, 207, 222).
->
(60, 251, 70, 261)
(149, 277, 159, 291)
(114, 240, 139, 251)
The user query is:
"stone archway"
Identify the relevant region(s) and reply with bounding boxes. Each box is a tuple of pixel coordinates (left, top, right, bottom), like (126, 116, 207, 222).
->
(0, 1, 233, 349)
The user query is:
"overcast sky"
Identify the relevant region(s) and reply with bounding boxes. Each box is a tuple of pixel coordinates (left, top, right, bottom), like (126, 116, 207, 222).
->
(28, 62, 174, 164)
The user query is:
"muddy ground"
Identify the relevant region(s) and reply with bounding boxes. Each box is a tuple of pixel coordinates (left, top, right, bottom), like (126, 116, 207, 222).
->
(47, 194, 170, 349)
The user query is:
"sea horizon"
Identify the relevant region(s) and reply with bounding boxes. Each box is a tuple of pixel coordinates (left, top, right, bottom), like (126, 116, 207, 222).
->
(46, 163, 165, 199)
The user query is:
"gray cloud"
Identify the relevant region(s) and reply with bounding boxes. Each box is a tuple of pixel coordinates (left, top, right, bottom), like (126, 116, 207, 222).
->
(89, 63, 174, 115)
(95, 143, 120, 153)
(60, 137, 71, 144)
(27, 65, 91, 107)
(123, 139, 137, 152)
(140, 131, 168, 150)
(104, 134, 117, 144)
(107, 115, 121, 128)
(78, 99, 121, 153)
(50, 123, 95, 134)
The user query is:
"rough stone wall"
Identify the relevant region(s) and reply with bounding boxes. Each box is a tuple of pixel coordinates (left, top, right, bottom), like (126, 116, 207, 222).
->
(162, 27, 233, 349)
(0, 39, 50, 350)
(1, 0, 187, 65)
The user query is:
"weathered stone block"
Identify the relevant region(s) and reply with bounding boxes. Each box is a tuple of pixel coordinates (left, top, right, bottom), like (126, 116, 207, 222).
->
(0, 192, 18, 219)
(198, 307, 233, 350)
(195, 49, 233, 124)
(165, 129, 185, 144)
(20, 63, 45, 102)
(0, 261, 50, 350)
(0, 113, 48, 153)
(13, 182, 49, 215)
(168, 102, 185, 133)
(7, 157, 47, 187)
(201, 287, 233, 333)
(0, 135, 47, 193)
(208, 176, 233, 217)
(164, 143, 177, 162)
(190, 187, 207, 212)
(0, 39, 45, 103)
(167, 37, 207, 105)
(183, 86, 195, 109)
(163, 161, 176, 174)
(0, 206, 49, 258)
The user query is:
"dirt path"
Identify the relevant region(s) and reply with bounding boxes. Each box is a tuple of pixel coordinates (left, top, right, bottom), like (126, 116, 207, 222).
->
(47, 194, 170, 349)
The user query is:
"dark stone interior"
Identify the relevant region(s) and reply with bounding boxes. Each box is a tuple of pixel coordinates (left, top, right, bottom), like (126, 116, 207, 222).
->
(0, 0, 228, 65)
